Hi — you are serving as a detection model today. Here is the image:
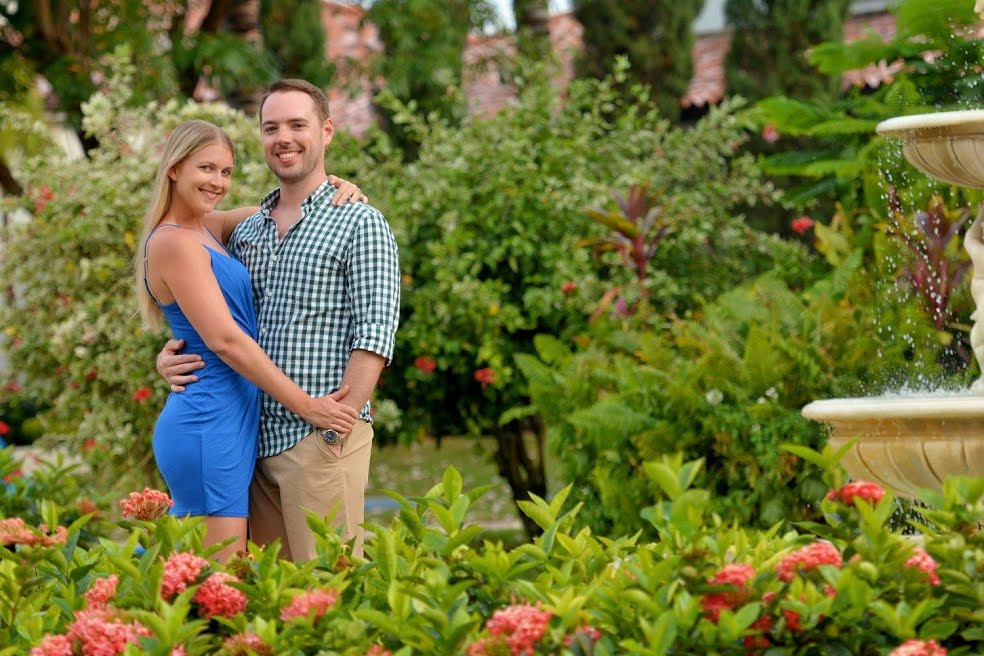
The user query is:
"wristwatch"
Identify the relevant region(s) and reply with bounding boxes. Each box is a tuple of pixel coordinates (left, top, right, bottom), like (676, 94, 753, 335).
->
(319, 428, 341, 445)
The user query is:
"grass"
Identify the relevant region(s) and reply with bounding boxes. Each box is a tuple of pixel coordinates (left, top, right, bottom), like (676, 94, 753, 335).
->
(367, 436, 533, 533)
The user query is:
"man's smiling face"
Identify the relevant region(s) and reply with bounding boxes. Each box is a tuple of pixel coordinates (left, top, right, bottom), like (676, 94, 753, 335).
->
(260, 90, 333, 186)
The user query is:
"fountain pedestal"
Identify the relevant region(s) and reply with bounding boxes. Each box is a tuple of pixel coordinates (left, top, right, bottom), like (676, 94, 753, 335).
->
(803, 110, 984, 498)
(802, 396, 984, 499)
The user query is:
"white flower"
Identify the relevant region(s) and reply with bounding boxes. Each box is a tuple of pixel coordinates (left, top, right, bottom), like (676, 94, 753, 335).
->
(705, 389, 723, 405)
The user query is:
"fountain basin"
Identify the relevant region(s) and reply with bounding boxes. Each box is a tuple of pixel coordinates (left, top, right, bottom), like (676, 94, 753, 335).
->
(876, 110, 984, 189)
(802, 395, 984, 499)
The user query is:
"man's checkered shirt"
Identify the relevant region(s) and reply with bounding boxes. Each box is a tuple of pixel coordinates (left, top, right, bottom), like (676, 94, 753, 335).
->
(228, 181, 400, 458)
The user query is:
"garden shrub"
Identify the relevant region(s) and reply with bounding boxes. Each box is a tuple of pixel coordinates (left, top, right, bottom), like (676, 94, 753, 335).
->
(517, 248, 945, 536)
(371, 62, 786, 525)
(2, 459, 983, 655)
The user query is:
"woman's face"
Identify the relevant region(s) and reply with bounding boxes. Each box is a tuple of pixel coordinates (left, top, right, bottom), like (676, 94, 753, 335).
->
(168, 142, 234, 215)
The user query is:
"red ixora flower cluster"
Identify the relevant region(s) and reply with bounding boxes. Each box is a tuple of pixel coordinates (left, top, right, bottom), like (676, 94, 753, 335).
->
(221, 632, 272, 656)
(132, 387, 152, 402)
(826, 480, 886, 507)
(474, 368, 495, 389)
(280, 588, 339, 622)
(889, 639, 948, 656)
(467, 602, 552, 656)
(561, 280, 577, 294)
(193, 572, 247, 619)
(562, 625, 601, 647)
(905, 548, 941, 586)
(84, 576, 119, 609)
(776, 541, 842, 582)
(364, 645, 393, 656)
(791, 216, 815, 235)
(700, 563, 756, 622)
(30, 608, 152, 656)
(414, 355, 437, 375)
(0, 517, 67, 547)
(160, 552, 209, 601)
(119, 488, 173, 521)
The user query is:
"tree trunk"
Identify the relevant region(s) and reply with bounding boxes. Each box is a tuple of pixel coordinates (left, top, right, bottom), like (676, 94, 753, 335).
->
(513, 0, 551, 59)
(0, 158, 24, 196)
(492, 416, 548, 539)
(224, 0, 265, 115)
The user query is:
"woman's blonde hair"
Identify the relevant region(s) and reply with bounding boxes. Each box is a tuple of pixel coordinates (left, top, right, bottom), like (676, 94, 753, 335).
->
(135, 120, 234, 330)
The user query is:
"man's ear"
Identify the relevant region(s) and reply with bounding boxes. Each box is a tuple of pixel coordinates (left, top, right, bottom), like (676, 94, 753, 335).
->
(323, 117, 334, 146)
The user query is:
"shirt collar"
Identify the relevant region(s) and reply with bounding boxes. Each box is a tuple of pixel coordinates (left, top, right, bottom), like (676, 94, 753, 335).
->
(259, 179, 336, 215)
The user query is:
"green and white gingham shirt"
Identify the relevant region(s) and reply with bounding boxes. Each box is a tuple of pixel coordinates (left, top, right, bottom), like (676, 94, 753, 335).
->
(228, 181, 400, 458)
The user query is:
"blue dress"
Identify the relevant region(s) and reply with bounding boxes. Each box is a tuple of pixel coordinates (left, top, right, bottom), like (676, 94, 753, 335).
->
(145, 225, 260, 518)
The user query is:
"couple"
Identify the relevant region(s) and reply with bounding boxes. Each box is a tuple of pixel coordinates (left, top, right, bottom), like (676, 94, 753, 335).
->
(137, 79, 400, 562)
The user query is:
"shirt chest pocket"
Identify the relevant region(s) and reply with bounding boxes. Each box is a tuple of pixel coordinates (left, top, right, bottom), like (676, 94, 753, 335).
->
(280, 241, 347, 310)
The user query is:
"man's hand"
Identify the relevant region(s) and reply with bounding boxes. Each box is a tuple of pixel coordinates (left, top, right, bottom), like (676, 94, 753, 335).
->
(157, 338, 205, 392)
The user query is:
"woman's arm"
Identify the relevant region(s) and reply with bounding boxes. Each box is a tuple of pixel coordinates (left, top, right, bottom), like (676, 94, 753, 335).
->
(148, 230, 358, 431)
(204, 175, 368, 244)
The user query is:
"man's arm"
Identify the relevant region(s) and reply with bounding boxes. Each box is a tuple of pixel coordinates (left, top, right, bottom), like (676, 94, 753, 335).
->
(338, 349, 386, 416)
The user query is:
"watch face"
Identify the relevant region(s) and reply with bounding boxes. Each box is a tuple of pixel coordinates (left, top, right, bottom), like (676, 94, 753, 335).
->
(321, 429, 340, 445)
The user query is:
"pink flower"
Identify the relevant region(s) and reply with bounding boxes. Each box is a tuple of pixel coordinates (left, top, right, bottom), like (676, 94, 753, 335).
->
(700, 564, 756, 622)
(414, 355, 437, 375)
(193, 572, 247, 619)
(85, 576, 119, 609)
(466, 635, 510, 656)
(280, 588, 339, 622)
(160, 552, 208, 601)
(762, 124, 780, 143)
(563, 625, 601, 646)
(365, 646, 393, 656)
(474, 368, 495, 389)
(221, 633, 272, 656)
(67, 608, 151, 656)
(826, 480, 885, 506)
(0, 518, 67, 547)
(905, 548, 941, 586)
(744, 615, 773, 649)
(29, 634, 73, 656)
(888, 640, 948, 656)
(170, 648, 186, 656)
(34, 185, 54, 213)
(777, 541, 842, 582)
(119, 488, 173, 520)
(132, 387, 152, 402)
(0, 517, 33, 545)
(482, 603, 552, 656)
(561, 280, 577, 294)
(791, 216, 815, 234)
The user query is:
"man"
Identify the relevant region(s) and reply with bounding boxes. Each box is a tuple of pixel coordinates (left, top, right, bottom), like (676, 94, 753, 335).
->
(157, 79, 400, 560)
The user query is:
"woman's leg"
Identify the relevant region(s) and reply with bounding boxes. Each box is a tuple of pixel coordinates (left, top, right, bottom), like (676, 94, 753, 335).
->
(203, 516, 247, 562)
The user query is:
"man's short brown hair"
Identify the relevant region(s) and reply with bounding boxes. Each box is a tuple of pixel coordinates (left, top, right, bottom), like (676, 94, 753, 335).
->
(260, 79, 331, 123)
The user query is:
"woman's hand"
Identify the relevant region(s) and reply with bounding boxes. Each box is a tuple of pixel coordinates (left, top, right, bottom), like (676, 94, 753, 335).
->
(327, 175, 368, 205)
(300, 384, 360, 436)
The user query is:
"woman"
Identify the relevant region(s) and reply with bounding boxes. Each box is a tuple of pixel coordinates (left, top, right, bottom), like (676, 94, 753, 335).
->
(135, 119, 363, 560)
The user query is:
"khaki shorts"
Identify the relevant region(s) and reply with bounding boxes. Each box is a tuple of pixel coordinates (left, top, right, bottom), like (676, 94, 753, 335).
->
(249, 420, 373, 561)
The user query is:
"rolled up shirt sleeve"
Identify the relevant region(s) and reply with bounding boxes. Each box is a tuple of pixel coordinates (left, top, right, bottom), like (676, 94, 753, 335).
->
(347, 208, 400, 364)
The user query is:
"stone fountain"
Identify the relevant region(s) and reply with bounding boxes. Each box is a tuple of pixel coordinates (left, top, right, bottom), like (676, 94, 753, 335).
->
(801, 110, 984, 499)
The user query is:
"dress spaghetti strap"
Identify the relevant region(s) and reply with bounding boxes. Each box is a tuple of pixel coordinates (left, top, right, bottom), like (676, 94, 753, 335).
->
(143, 223, 182, 305)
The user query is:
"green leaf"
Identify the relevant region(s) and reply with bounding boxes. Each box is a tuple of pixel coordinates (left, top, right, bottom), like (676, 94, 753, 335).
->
(442, 466, 463, 504)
